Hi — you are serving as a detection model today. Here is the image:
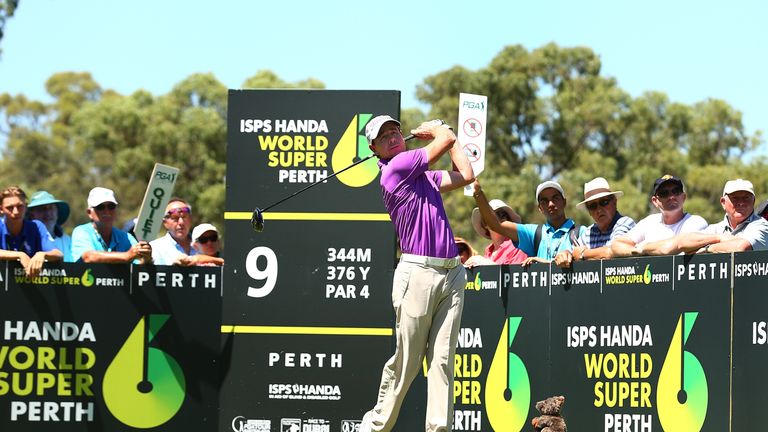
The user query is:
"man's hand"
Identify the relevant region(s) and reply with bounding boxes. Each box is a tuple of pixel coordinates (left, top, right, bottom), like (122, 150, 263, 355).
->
(132, 241, 153, 263)
(24, 252, 46, 278)
(554, 250, 573, 268)
(410, 119, 450, 140)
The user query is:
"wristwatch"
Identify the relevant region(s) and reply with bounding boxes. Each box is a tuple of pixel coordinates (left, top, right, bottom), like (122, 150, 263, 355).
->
(579, 248, 586, 261)
(703, 244, 711, 253)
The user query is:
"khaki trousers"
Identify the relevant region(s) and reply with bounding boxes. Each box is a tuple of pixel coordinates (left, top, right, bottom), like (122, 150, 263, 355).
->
(363, 260, 466, 432)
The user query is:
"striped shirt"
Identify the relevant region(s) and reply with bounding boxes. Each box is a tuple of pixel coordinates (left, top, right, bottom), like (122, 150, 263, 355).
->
(579, 212, 636, 249)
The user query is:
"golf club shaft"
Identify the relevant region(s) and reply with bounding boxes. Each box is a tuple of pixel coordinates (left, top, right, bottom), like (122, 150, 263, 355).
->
(260, 135, 414, 213)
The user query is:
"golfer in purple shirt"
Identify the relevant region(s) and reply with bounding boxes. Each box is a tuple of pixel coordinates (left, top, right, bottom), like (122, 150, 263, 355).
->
(360, 115, 474, 432)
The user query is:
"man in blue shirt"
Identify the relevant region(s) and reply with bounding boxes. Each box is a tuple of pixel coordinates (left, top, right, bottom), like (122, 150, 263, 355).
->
(71, 187, 152, 263)
(0, 186, 62, 278)
(473, 180, 585, 260)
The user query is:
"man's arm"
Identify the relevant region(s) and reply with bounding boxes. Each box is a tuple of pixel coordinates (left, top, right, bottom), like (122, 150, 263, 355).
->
(472, 180, 519, 242)
(440, 139, 475, 192)
(81, 241, 152, 264)
(413, 121, 457, 166)
(26, 249, 63, 278)
(610, 236, 641, 257)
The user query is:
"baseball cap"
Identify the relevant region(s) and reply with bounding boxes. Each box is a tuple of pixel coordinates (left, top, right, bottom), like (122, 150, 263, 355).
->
(192, 223, 219, 242)
(535, 181, 566, 203)
(722, 179, 755, 196)
(364, 115, 400, 145)
(652, 175, 684, 196)
(87, 187, 118, 208)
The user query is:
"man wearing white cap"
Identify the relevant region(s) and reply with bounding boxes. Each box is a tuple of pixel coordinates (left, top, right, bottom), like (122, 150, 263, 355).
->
(71, 187, 153, 263)
(553, 177, 635, 267)
(612, 174, 707, 257)
(641, 179, 768, 254)
(359, 115, 474, 432)
(472, 179, 584, 260)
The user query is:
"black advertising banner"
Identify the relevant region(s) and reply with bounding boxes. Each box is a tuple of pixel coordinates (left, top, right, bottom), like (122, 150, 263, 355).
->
(495, 263, 551, 431)
(0, 262, 221, 432)
(732, 249, 768, 429)
(222, 90, 401, 432)
(671, 253, 730, 432)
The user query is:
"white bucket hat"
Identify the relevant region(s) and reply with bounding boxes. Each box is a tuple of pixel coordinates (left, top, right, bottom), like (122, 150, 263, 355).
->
(471, 199, 521, 239)
(576, 177, 623, 210)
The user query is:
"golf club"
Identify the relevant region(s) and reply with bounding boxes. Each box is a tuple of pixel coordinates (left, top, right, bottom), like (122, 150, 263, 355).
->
(251, 133, 416, 232)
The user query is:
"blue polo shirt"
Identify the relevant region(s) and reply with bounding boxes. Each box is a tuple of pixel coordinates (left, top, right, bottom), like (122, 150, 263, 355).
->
(0, 219, 56, 256)
(516, 219, 586, 259)
(71, 222, 137, 262)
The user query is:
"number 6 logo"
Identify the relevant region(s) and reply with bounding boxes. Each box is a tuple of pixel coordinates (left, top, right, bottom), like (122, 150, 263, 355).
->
(246, 246, 279, 298)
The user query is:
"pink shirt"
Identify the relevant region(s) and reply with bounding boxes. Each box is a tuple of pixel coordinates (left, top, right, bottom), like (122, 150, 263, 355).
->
(484, 238, 528, 264)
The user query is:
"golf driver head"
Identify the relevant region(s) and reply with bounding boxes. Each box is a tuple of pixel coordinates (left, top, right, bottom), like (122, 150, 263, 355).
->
(251, 207, 265, 232)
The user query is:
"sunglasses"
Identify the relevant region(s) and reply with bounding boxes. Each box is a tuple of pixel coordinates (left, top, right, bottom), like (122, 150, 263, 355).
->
(585, 197, 613, 211)
(164, 206, 192, 220)
(494, 210, 510, 221)
(94, 202, 117, 211)
(655, 187, 683, 199)
(197, 234, 218, 244)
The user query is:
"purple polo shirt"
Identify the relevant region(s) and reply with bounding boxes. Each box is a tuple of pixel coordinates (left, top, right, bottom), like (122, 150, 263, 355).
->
(378, 148, 457, 258)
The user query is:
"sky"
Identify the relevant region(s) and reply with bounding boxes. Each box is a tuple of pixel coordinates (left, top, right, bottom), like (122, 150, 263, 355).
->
(1, 0, 766, 143)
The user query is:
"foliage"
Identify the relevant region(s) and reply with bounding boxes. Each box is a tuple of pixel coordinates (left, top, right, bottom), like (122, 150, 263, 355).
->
(0, 69, 319, 237)
(1, 43, 765, 254)
(0, 0, 18, 55)
(416, 43, 766, 249)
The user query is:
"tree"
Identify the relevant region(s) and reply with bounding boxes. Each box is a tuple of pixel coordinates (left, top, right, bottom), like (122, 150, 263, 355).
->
(0, 0, 18, 55)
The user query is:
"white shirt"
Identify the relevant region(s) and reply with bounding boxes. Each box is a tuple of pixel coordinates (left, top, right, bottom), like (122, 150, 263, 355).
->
(150, 232, 197, 265)
(626, 212, 708, 246)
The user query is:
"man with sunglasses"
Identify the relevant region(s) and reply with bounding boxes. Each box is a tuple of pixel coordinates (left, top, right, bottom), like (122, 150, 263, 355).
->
(71, 187, 153, 263)
(638, 179, 768, 254)
(553, 177, 635, 267)
(150, 198, 199, 266)
(611, 175, 707, 257)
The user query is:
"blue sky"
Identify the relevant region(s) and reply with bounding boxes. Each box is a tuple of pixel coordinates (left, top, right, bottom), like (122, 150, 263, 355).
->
(1, 0, 766, 142)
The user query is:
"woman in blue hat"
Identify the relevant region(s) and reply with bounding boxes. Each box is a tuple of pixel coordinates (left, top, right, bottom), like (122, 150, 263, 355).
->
(27, 191, 73, 262)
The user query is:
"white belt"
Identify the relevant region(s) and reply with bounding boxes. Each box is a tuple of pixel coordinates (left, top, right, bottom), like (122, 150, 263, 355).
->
(400, 253, 461, 269)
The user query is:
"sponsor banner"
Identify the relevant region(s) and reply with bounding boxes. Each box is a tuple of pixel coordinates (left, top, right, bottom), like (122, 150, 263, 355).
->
(219, 333, 391, 432)
(733, 250, 768, 429)
(223, 91, 400, 430)
(0, 262, 221, 431)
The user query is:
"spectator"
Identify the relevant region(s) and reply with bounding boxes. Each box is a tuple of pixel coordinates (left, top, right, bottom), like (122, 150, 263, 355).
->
(755, 199, 768, 221)
(611, 174, 707, 257)
(0, 186, 63, 277)
(71, 187, 152, 263)
(150, 198, 198, 266)
(454, 236, 479, 265)
(187, 223, 225, 266)
(472, 179, 585, 260)
(640, 179, 768, 254)
(27, 190, 73, 262)
(554, 177, 636, 267)
(469, 199, 528, 265)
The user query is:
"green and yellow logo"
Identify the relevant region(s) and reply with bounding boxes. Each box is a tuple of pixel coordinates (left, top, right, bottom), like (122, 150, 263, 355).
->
(103, 315, 185, 428)
(485, 316, 530, 431)
(81, 269, 95, 287)
(656, 312, 708, 431)
(331, 114, 379, 187)
(643, 265, 652, 285)
(466, 272, 482, 291)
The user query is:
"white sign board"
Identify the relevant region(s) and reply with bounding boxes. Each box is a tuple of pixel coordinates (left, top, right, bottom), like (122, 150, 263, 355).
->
(458, 93, 488, 196)
(135, 163, 180, 241)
